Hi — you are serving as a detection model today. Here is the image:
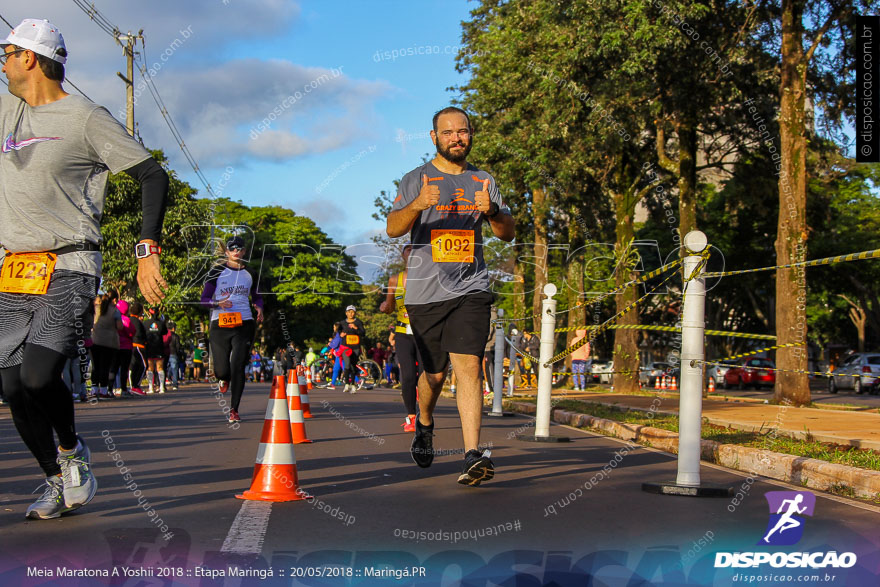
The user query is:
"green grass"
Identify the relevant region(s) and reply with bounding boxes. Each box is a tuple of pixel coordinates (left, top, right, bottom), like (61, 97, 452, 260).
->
(522, 397, 880, 473)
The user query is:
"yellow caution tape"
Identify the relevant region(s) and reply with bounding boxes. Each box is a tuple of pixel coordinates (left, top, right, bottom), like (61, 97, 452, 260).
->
(702, 248, 880, 279)
(709, 342, 804, 363)
(496, 257, 685, 323)
(551, 324, 776, 340)
(545, 268, 681, 366)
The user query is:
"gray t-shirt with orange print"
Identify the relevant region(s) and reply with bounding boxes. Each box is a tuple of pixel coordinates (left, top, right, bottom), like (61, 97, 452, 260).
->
(392, 160, 508, 306)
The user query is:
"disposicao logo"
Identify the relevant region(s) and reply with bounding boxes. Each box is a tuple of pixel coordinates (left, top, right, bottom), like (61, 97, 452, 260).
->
(760, 490, 815, 546)
(714, 491, 857, 570)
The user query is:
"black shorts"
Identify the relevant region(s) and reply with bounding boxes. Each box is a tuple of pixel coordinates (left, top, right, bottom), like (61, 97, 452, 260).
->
(0, 270, 98, 368)
(406, 292, 493, 374)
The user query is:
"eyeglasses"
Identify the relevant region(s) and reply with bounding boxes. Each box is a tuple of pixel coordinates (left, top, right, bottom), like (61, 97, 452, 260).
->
(0, 49, 27, 65)
(440, 130, 471, 138)
(227, 245, 243, 252)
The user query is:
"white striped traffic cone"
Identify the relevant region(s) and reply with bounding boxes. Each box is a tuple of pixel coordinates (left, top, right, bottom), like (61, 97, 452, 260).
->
(236, 375, 305, 501)
(297, 366, 313, 418)
(286, 371, 312, 444)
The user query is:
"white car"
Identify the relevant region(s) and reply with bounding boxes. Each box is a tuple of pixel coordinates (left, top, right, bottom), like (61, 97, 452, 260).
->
(707, 360, 738, 386)
(591, 360, 614, 384)
(829, 353, 880, 394)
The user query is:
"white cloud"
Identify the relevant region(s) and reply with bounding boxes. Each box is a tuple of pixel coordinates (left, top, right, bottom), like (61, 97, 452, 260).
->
(2, 1, 390, 169)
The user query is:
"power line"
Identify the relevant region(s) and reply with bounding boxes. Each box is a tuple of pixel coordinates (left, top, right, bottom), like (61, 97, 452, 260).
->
(0, 10, 93, 101)
(69, 0, 218, 199)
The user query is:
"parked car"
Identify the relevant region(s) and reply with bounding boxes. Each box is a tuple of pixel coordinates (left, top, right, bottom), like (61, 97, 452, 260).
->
(707, 359, 739, 386)
(828, 353, 880, 394)
(591, 360, 614, 384)
(640, 362, 678, 388)
(723, 357, 775, 390)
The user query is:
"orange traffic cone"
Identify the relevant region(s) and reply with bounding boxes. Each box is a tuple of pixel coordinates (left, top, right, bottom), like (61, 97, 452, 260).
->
(654, 375, 661, 390)
(670, 376, 678, 391)
(707, 378, 715, 393)
(297, 367, 313, 418)
(236, 375, 305, 502)
(286, 371, 312, 444)
(305, 367, 315, 392)
(661, 375, 667, 390)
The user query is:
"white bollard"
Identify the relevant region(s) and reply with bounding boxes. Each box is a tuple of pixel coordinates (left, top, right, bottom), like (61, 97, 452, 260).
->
(518, 283, 569, 442)
(488, 310, 511, 417)
(642, 231, 731, 497)
(677, 232, 708, 486)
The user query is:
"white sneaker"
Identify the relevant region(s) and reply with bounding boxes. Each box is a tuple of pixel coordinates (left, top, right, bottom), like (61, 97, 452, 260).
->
(57, 435, 97, 509)
(343, 384, 351, 393)
(26, 476, 71, 519)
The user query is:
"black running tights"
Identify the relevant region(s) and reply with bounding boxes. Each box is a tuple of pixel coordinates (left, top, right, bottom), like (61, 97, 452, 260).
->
(1, 345, 76, 477)
(395, 333, 420, 414)
(209, 319, 256, 411)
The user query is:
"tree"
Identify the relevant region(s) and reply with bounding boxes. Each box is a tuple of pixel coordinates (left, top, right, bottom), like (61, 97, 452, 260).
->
(771, 0, 876, 405)
(212, 199, 362, 351)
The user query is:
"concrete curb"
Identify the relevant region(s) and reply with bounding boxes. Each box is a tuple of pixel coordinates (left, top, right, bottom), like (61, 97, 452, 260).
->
(504, 401, 880, 500)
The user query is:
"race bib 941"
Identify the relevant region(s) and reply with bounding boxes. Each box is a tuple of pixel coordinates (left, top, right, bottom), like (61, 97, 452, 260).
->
(430, 230, 475, 263)
(0, 252, 56, 295)
(218, 312, 243, 328)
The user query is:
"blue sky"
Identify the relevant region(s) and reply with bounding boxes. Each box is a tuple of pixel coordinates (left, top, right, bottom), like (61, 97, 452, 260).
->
(4, 0, 477, 280)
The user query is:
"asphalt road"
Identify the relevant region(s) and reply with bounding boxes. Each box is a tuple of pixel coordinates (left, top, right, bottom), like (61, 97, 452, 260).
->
(1, 382, 878, 586)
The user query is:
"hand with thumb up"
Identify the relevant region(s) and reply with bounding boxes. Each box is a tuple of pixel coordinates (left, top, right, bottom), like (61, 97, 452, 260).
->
(415, 174, 440, 211)
(474, 178, 493, 214)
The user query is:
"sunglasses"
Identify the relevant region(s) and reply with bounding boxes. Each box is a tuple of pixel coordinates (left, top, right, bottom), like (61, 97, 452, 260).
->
(227, 245, 243, 252)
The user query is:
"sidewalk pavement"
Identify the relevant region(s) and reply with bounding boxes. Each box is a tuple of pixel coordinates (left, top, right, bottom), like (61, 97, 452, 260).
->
(507, 388, 880, 451)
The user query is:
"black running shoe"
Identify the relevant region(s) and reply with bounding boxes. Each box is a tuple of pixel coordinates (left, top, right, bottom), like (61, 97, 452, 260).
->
(457, 449, 494, 486)
(410, 417, 434, 468)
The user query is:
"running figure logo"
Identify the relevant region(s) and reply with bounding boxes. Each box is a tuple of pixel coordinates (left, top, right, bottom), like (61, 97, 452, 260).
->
(760, 491, 816, 546)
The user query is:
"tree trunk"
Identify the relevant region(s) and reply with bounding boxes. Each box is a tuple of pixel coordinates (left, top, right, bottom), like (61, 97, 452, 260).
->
(531, 188, 549, 334)
(612, 191, 640, 394)
(677, 120, 698, 238)
(513, 257, 526, 329)
(774, 0, 810, 406)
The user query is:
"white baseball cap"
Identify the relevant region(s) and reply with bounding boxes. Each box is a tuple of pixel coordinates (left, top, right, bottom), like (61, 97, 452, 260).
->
(346, 305, 356, 312)
(2, 19, 67, 64)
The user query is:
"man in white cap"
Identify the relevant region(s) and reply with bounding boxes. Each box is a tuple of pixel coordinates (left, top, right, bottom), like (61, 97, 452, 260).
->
(0, 19, 169, 520)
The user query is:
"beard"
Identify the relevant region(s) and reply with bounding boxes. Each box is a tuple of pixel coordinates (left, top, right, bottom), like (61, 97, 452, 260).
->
(436, 139, 472, 163)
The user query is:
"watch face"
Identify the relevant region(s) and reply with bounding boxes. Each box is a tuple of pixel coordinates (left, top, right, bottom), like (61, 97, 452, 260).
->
(136, 243, 148, 258)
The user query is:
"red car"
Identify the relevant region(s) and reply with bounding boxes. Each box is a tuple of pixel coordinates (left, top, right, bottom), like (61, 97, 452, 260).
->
(723, 357, 776, 390)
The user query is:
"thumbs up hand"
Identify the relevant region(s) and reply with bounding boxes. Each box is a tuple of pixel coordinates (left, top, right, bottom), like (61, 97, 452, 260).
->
(415, 174, 440, 211)
(475, 178, 492, 213)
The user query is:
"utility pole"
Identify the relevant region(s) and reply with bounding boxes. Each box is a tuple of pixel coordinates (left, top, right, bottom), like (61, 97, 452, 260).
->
(116, 30, 143, 137)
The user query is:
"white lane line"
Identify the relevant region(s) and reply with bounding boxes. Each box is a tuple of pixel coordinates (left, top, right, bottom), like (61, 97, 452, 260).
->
(221, 501, 273, 556)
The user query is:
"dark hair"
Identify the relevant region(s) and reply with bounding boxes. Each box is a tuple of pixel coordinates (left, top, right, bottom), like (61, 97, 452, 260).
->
(96, 294, 111, 317)
(13, 45, 65, 82)
(129, 301, 144, 315)
(432, 106, 471, 133)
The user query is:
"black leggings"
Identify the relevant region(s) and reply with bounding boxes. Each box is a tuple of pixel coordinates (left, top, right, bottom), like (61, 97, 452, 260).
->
(90, 344, 116, 388)
(1, 345, 76, 477)
(130, 347, 146, 389)
(395, 333, 420, 414)
(342, 349, 360, 385)
(209, 319, 256, 411)
(110, 348, 133, 393)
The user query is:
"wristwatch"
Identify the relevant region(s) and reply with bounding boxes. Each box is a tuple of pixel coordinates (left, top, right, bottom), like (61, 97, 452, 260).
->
(135, 242, 161, 259)
(486, 202, 500, 218)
